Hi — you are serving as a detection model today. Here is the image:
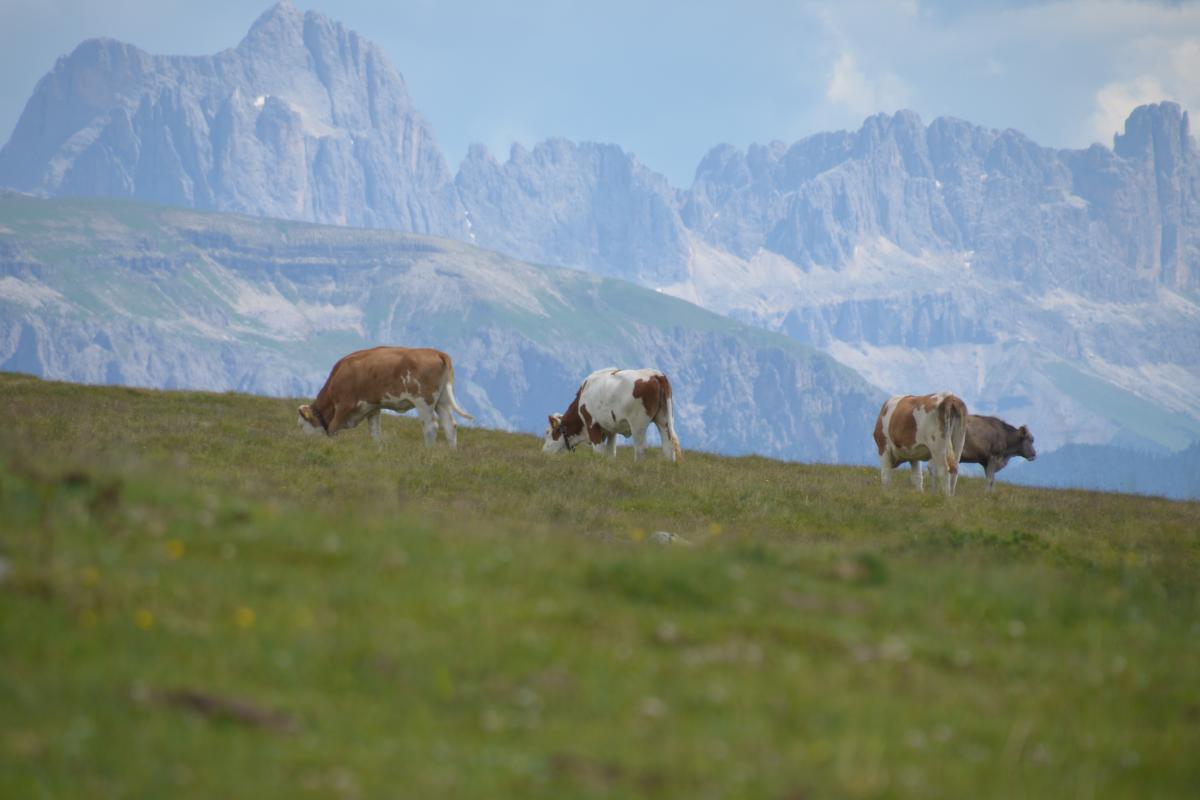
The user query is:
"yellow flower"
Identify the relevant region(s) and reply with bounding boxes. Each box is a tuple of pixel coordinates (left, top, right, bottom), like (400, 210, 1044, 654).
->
(233, 607, 256, 629)
(708, 522, 723, 536)
(80, 567, 100, 587)
(133, 609, 154, 630)
(165, 540, 185, 560)
(630, 527, 646, 543)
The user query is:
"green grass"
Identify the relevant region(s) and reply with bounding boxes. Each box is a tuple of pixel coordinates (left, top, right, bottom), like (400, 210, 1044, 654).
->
(1, 372, 1198, 799)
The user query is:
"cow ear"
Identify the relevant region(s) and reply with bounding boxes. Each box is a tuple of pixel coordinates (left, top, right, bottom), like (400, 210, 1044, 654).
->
(1018, 425, 1028, 437)
(548, 415, 558, 429)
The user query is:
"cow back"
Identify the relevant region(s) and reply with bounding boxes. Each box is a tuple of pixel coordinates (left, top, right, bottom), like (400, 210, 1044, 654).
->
(315, 346, 450, 412)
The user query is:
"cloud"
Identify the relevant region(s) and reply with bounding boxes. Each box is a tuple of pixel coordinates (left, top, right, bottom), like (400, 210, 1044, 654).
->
(801, 0, 1200, 148)
(1085, 37, 1200, 145)
(1087, 76, 1171, 145)
(826, 51, 911, 117)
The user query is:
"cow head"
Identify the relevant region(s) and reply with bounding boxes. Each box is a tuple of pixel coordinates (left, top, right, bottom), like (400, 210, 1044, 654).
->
(542, 414, 579, 454)
(1018, 425, 1037, 460)
(297, 404, 323, 436)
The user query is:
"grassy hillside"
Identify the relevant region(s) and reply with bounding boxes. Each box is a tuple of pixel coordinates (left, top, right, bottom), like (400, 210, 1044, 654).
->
(2, 372, 1198, 799)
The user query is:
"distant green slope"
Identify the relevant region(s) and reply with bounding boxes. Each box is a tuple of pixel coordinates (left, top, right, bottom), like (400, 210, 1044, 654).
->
(1043, 360, 1200, 451)
(2, 373, 1198, 799)
(0, 192, 881, 463)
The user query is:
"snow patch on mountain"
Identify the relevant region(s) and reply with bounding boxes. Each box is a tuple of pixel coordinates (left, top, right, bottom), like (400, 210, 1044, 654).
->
(0, 277, 65, 309)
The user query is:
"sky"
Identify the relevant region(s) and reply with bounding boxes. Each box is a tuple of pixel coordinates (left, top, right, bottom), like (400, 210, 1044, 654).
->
(0, 0, 1197, 186)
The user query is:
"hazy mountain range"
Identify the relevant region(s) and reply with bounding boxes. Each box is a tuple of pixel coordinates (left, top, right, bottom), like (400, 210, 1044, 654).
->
(0, 1, 1197, 494)
(0, 192, 881, 463)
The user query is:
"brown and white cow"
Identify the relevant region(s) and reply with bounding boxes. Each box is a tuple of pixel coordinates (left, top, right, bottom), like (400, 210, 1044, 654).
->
(873, 392, 968, 496)
(297, 346, 474, 447)
(960, 415, 1037, 491)
(543, 368, 682, 462)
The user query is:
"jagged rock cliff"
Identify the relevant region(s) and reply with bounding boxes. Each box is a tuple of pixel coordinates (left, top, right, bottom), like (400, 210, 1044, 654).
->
(455, 139, 689, 285)
(665, 105, 1200, 452)
(682, 104, 1197, 298)
(0, 2, 463, 236)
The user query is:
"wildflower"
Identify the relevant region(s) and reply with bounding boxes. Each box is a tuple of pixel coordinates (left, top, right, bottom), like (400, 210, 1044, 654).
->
(134, 609, 154, 630)
(80, 567, 100, 587)
(233, 607, 256, 629)
(165, 540, 185, 560)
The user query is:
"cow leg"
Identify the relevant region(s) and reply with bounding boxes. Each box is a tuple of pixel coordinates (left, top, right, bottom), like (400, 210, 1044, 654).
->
(632, 428, 647, 462)
(879, 452, 894, 486)
(415, 401, 438, 447)
(437, 403, 457, 449)
(326, 404, 355, 436)
(933, 452, 952, 496)
(985, 459, 998, 492)
(910, 461, 924, 492)
(605, 432, 618, 458)
(655, 420, 675, 462)
(367, 410, 382, 442)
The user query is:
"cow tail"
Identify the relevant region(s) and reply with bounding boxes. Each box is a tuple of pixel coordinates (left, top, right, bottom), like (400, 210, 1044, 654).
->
(942, 397, 965, 474)
(441, 354, 475, 421)
(660, 375, 682, 463)
(668, 396, 683, 462)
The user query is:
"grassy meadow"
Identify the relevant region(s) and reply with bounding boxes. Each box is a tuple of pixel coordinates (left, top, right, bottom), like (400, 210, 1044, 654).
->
(1, 372, 1198, 799)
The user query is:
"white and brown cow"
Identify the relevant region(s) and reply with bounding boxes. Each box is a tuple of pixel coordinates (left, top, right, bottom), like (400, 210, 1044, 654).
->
(873, 392, 968, 496)
(297, 346, 474, 447)
(961, 415, 1037, 491)
(543, 368, 682, 462)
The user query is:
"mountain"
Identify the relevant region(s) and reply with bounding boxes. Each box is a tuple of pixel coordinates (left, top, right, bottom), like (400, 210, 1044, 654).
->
(0, 192, 883, 463)
(664, 104, 1200, 453)
(455, 139, 690, 286)
(0, 2, 464, 237)
(2, 1, 1197, 462)
(459, 106, 1200, 456)
(682, 106, 1197, 295)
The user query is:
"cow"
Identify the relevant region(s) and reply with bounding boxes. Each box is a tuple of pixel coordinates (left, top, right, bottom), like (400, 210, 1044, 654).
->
(960, 415, 1037, 491)
(543, 368, 682, 462)
(297, 346, 474, 447)
(873, 392, 968, 496)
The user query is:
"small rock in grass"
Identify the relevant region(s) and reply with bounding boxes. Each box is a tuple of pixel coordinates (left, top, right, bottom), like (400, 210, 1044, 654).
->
(649, 530, 692, 546)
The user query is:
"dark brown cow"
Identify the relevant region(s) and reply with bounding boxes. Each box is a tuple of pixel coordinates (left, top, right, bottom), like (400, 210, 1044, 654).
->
(960, 415, 1037, 491)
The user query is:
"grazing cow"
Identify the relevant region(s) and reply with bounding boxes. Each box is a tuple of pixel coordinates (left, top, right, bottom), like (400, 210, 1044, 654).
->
(960, 415, 1037, 491)
(543, 368, 682, 462)
(297, 346, 473, 447)
(873, 392, 968, 496)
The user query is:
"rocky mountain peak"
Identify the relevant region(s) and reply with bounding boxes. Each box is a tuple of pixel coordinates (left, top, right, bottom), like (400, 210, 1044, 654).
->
(0, 1, 461, 236)
(1114, 101, 1192, 161)
(238, 1, 305, 51)
(454, 137, 690, 284)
